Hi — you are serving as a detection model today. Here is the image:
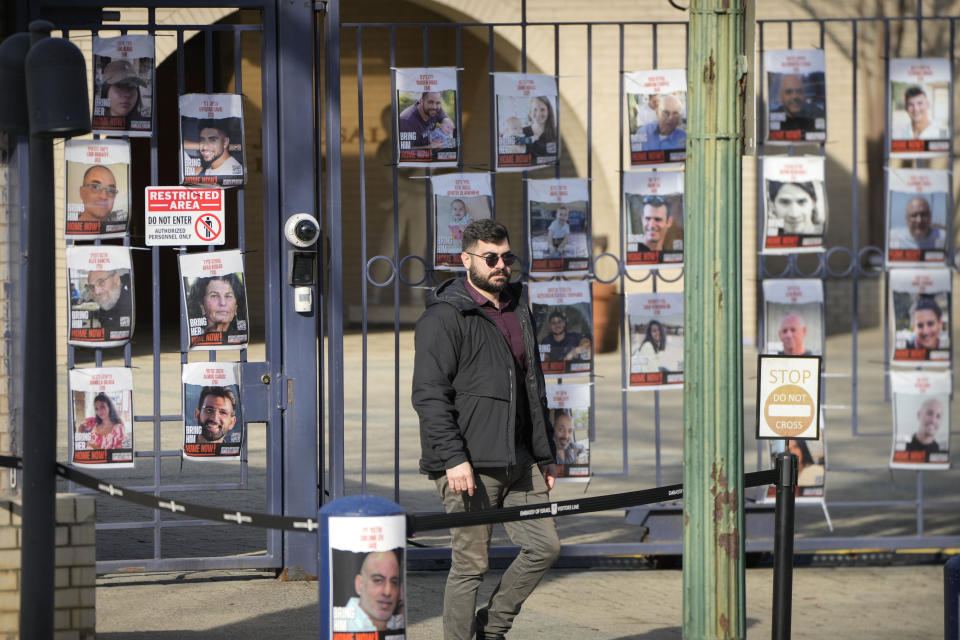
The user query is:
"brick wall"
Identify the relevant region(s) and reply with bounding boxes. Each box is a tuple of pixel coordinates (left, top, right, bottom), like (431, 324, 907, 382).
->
(0, 494, 96, 640)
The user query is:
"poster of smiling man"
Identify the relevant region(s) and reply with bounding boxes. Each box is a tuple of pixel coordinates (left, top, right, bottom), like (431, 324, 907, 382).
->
(69, 367, 134, 469)
(179, 93, 246, 187)
(431, 172, 493, 270)
(886, 168, 950, 266)
(182, 362, 242, 460)
(889, 58, 951, 157)
(67, 245, 134, 348)
(495, 73, 559, 170)
(92, 34, 154, 136)
(528, 178, 590, 276)
(546, 383, 591, 481)
(394, 67, 459, 168)
(627, 293, 684, 390)
(530, 281, 593, 377)
(624, 168, 684, 268)
(762, 279, 824, 357)
(625, 69, 687, 166)
(765, 49, 827, 143)
(179, 250, 249, 351)
(762, 155, 827, 253)
(65, 139, 131, 239)
(890, 371, 951, 470)
(889, 268, 951, 366)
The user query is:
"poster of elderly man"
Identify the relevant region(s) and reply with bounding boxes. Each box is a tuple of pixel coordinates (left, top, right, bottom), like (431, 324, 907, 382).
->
(889, 58, 951, 157)
(69, 367, 134, 469)
(625, 69, 687, 166)
(67, 245, 134, 348)
(530, 281, 593, 377)
(528, 178, 591, 276)
(65, 139, 131, 238)
(624, 168, 684, 268)
(330, 514, 406, 638)
(886, 168, 950, 266)
(762, 279, 824, 357)
(92, 34, 154, 136)
(762, 155, 827, 253)
(179, 93, 246, 187)
(394, 66, 459, 168)
(179, 249, 249, 350)
(890, 268, 951, 366)
(890, 371, 951, 470)
(765, 49, 827, 143)
(495, 72, 559, 170)
(182, 362, 242, 460)
(546, 383, 591, 481)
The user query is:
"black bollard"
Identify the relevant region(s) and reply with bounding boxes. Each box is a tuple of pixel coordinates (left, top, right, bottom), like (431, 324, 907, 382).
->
(946, 555, 960, 640)
(772, 451, 798, 640)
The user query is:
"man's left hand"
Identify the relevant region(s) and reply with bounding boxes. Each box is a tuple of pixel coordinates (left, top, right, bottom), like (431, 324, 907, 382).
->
(539, 463, 557, 490)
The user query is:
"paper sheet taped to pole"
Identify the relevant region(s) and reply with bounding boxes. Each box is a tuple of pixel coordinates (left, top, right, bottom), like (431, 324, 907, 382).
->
(756, 355, 821, 440)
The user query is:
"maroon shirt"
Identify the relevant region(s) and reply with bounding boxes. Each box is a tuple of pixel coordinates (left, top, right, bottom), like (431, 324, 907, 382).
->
(464, 279, 526, 372)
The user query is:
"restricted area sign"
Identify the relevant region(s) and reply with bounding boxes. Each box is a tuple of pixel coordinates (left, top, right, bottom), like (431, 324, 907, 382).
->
(756, 355, 821, 440)
(145, 186, 224, 246)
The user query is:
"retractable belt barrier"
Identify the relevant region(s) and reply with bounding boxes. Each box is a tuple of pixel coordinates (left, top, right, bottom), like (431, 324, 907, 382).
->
(0, 456, 777, 536)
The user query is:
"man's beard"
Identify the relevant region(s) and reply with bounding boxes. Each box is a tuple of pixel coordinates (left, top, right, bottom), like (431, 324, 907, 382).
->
(201, 420, 228, 442)
(98, 285, 122, 311)
(468, 263, 510, 295)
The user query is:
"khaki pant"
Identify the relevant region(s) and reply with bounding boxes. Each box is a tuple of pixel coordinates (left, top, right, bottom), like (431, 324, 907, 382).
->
(434, 454, 561, 639)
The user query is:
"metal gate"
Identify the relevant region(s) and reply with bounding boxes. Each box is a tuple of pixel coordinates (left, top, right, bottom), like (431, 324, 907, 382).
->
(10, 1, 320, 573)
(321, 1, 960, 558)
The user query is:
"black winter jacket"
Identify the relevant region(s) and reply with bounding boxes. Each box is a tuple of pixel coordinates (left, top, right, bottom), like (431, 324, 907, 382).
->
(412, 277, 555, 474)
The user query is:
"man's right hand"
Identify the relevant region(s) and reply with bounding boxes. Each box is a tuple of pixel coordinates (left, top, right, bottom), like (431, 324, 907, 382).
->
(446, 461, 475, 496)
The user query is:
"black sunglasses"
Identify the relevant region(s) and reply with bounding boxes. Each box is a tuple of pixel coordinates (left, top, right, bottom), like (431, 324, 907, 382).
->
(642, 195, 667, 207)
(464, 251, 517, 268)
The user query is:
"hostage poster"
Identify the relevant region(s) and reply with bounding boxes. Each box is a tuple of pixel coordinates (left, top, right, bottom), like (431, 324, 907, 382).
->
(92, 34, 154, 136)
(547, 383, 591, 481)
(762, 155, 827, 253)
(394, 67, 459, 167)
(495, 73, 559, 170)
(765, 49, 827, 144)
(431, 172, 493, 270)
(69, 367, 134, 469)
(625, 69, 687, 166)
(182, 362, 242, 460)
(179, 93, 246, 187)
(624, 168, 684, 268)
(889, 268, 951, 366)
(889, 58, 951, 157)
(528, 178, 591, 276)
(886, 168, 950, 266)
(628, 292, 684, 390)
(889, 370, 951, 470)
(179, 249, 249, 350)
(530, 280, 593, 377)
(762, 279, 824, 356)
(67, 245, 134, 348)
(65, 139, 131, 239)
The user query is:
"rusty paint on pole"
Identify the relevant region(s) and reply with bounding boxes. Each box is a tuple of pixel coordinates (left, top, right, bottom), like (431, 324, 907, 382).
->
(683, 1, 747, 639)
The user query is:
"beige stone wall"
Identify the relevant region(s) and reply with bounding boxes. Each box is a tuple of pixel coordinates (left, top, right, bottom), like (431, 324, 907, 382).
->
(0, 495, 96, 639)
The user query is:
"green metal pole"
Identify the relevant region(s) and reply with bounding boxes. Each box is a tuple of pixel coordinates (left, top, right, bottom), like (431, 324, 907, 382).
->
(683, 1, 747, 639)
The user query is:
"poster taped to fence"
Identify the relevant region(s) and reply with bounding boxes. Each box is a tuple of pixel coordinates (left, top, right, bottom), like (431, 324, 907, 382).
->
(329, 515, 406, 638)
(761, 424, 827, 503)
(885, 168, 950, 266)
(92, 34, 154, 136)
(179, 249, 249, 350)
(627, 293, 684, 390)
(761, 155, 827, 253)
(889, 370, 951, 470)
(625, 69, 687, 166)
(69, 367, 134, 469)
(765, 49, 827, 143)
(889, 268, 951, 366)
(65, 139, 131, 239)
(67, 245, 134, 348)
(530, 280, 593, 377)
(547, 383, 591, 481)
(528, 178, 591, 276)
(431, 172, 493, 270)
(394, 66, 459, 167)
(889, 58, 951, 157)
(623, 168, 684, 268)
(756, 355, 822, 440)
(182, 362, 242, 460)
(495, 73, 559, 170)
(179, 93, 246, 187)
(762, 279, 824, 356)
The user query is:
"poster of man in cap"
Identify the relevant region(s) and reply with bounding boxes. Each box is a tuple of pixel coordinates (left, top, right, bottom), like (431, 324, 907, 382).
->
(179, 93, 246, 187)
(92, 35, 154, 136)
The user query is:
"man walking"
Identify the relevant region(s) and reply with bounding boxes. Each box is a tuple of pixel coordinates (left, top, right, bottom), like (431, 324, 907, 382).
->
(412, 219, 561, 640)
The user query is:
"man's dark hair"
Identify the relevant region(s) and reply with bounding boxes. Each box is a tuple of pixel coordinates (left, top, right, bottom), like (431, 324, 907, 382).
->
(912, 295, 942, 320)
(187, 273, 247, 330)
(196, 386, 238, 414)
(462, 219, 509, 252)
(548, 310, 565, 322)
(768, 180, 817, 203)
(198, 119, 229, 138)
(904, 86, 927, 102)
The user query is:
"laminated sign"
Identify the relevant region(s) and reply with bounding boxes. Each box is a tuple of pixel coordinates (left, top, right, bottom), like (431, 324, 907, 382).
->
(145, 186, 224, 246)
(756, 355, 821, 440)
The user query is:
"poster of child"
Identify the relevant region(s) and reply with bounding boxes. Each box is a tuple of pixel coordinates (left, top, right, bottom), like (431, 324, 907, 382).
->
(431, 172, 493, 270)
(528, 178, 590, 276)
